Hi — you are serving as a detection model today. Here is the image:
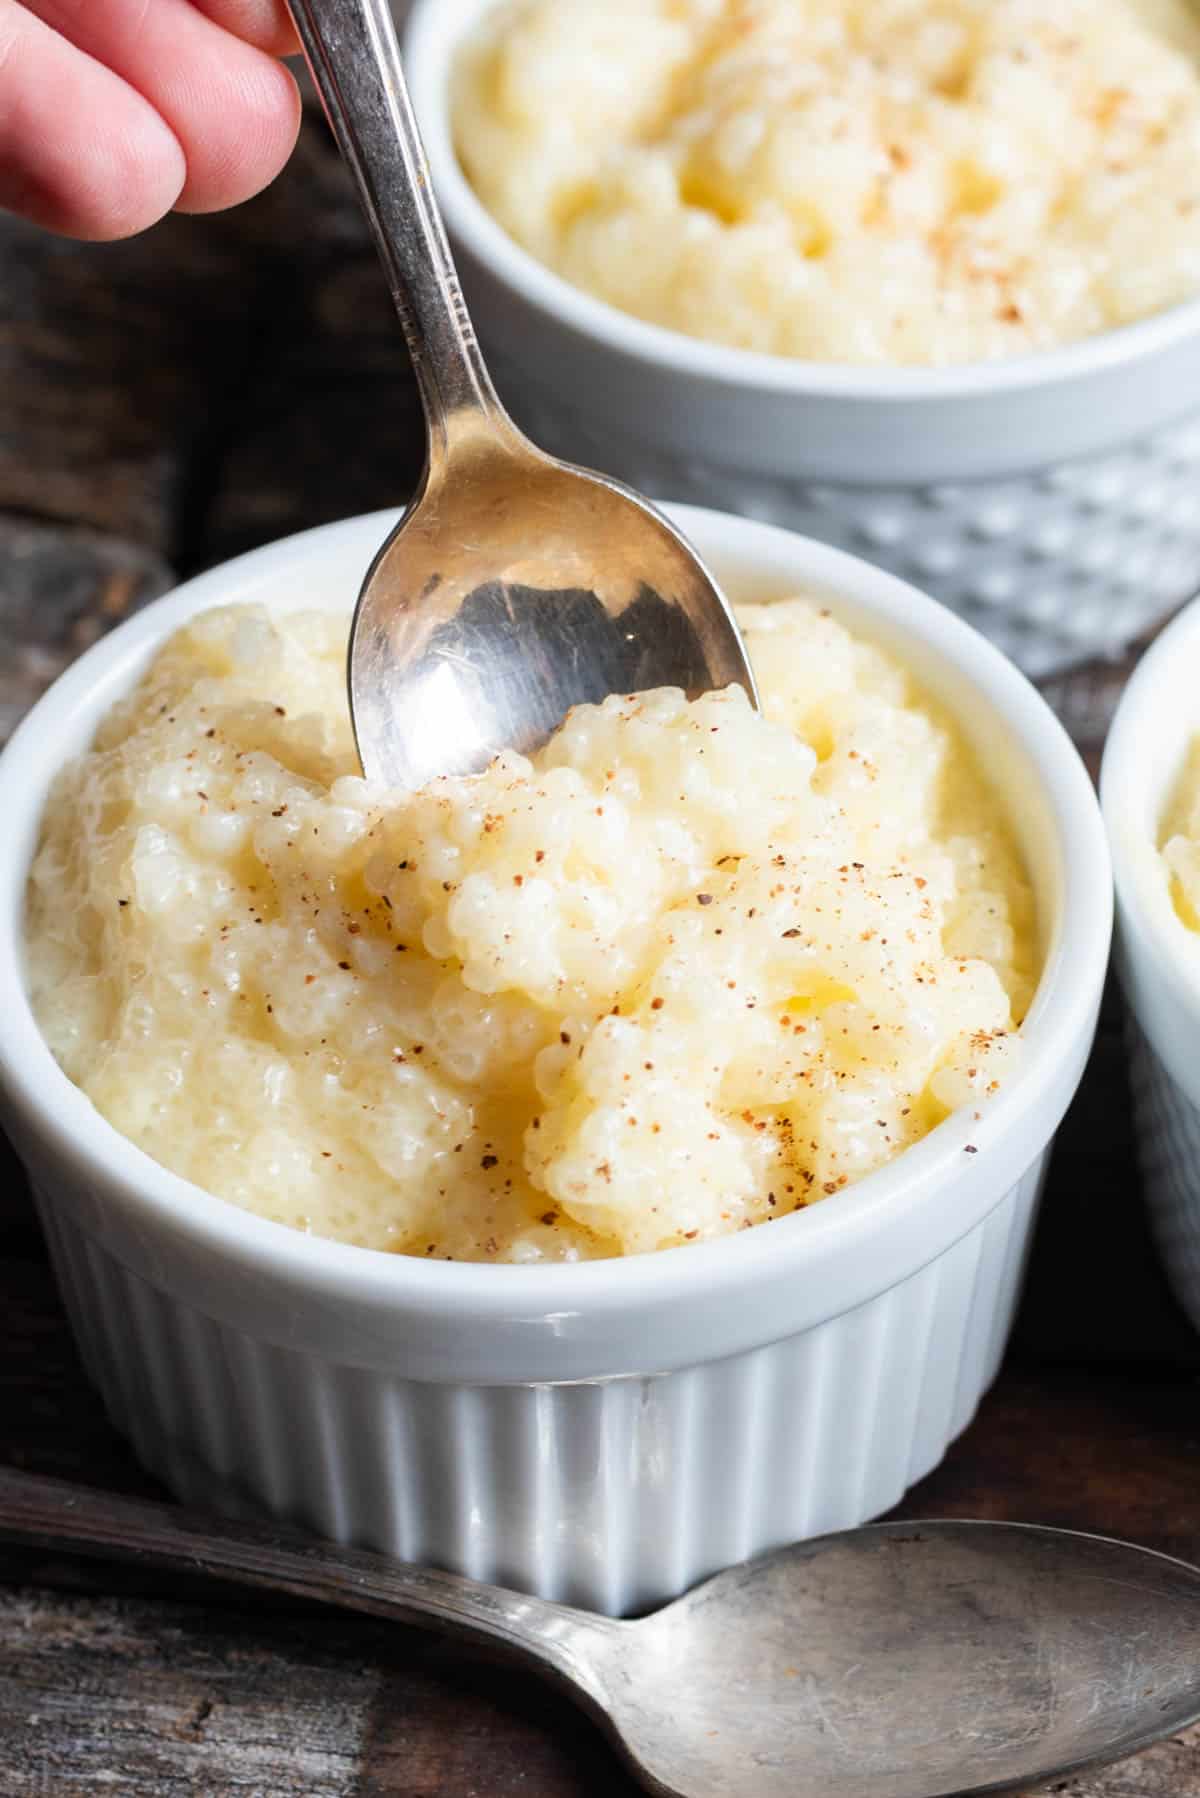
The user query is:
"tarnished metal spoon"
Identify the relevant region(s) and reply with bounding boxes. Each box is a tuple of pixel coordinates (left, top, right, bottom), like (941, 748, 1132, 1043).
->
(5, 1465, 1200, 1798)
(286, 0, 755, 791)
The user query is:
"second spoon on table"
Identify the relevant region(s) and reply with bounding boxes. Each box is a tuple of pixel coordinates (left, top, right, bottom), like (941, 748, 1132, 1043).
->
(5, 1466, 1200, 1798)
(287, 0, 756, 792)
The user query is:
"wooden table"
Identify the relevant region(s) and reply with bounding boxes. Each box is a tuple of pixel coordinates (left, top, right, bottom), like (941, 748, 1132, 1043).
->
(3, 107, 1200, 1796)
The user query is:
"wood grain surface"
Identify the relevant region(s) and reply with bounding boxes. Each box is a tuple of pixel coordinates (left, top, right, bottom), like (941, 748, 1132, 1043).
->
(3, 102, 1200, 1796)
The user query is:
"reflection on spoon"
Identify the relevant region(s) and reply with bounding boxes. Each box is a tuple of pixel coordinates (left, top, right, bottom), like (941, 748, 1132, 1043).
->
(388, 576, 721, 778)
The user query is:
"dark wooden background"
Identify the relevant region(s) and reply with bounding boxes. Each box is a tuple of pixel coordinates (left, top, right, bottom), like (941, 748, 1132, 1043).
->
(3, 101, 1200, 1795)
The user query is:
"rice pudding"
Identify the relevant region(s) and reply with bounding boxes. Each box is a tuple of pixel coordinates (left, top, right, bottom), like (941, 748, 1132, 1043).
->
(25, 597, 1035, 1259)
(453, 0, 1200, 365)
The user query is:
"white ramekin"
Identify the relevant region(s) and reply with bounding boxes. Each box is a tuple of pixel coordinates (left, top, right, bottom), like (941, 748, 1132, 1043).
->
(406, 0, 1200, 680)
(0, 506, 1110, 1614)
(1102, 601, 1200, 1336)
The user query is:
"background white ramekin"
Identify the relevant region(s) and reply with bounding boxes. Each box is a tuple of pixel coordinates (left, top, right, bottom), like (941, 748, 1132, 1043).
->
(0, 506, 1110, 1615)
(1103, 600, 1200, 1336)
(406, 0, 1200, 680)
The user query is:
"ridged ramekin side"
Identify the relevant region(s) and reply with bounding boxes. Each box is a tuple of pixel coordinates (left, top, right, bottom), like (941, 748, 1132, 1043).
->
(35, 1155, 1045, 1617)
(1129, 1024, 1200, 1336)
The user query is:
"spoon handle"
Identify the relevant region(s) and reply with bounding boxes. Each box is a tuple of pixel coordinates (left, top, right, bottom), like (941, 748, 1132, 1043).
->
(286, 0, 508, 460)
(0, 1464, 611, 1697)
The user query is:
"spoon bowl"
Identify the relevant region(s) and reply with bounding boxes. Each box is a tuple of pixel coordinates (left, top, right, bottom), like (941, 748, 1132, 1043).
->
(349, 430, 754, 789)
(5, 1469, 1200, 1798)
(288, 0, 754, 791)
(592, 1521, 1200, 1797)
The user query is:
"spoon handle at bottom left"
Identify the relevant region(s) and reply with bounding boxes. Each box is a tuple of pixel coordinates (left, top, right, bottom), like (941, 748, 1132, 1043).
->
(0, 1462, 615, 1696)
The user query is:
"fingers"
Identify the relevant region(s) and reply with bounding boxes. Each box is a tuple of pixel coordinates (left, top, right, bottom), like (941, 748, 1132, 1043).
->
(0, 1, 186, 239)
(186, 0, 300, 59)
(22, 0, 301, 215)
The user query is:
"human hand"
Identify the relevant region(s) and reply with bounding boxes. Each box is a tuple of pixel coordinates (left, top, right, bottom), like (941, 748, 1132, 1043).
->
(0, 1, 303, 240)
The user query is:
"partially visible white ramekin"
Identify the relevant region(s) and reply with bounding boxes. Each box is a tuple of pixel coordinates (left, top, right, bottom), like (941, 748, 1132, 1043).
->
(0, 507, 1110, 1614)
(1102, 601, 1200, 1335)
(406, 0, 1200, 680)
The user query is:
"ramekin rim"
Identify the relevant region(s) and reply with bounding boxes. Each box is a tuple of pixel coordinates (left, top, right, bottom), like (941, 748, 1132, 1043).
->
(1101, 594, 1200, 1014)
(0, 504, 1111, 1314)
(404, 0, 1200, 404)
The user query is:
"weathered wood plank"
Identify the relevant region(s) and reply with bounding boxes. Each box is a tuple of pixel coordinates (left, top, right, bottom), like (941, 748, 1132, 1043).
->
(195, 105, 425, 568)
(0, 1585, 635, 1798)
(0, 209, 246, 553)
(0, 100, 421, 570)
(0, 517, 173, 747)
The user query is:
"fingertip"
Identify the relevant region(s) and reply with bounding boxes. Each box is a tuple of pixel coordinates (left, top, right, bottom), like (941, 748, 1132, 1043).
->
(72, 109, 187, 241)
(173, 52, 301, 214)
(0, 8, 187, 242)
(18, 1, 303, 226)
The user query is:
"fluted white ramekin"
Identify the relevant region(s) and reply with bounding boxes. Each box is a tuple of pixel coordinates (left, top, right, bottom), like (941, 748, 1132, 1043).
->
(406, 0, 1200, 679)
(0, 506, 1110, 1614)
(1103, 599, 1200, 1335)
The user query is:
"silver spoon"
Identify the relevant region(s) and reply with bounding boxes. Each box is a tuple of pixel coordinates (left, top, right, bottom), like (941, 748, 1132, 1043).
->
(5, 1465, 1200, 1798)
(286, 0, 756, 790)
